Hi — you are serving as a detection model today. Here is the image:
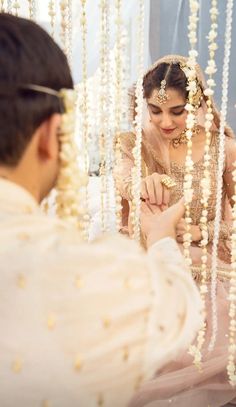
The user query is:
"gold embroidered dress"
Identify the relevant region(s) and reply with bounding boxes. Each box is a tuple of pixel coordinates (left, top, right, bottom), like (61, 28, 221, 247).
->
(115, 130, 232, 273)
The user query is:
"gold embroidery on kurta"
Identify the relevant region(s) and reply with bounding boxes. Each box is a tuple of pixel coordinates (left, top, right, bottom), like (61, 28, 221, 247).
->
(74, 355, 83, 372)
(76, 276, 83, 289)
(42, 400, 51, 407)
(12, 358, 22, 373)
(47, 314, 56, 330)
(134, 374, 143, 390)
(97, 393, 104, 406)
(123, 346, 129, 362)
(102, 317, 111, 329)
(17, 232, 30, 241)
(17, 274, 26, 288)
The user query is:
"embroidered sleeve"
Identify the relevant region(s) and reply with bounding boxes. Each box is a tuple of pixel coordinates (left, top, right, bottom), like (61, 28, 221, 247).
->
(113, 132, 136, 201)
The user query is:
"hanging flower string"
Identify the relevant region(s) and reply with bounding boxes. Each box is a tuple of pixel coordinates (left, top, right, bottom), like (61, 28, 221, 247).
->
(130, 0, 145, 242)
(12, 0, 20, 15)
(114, 0, 123, 232)
(98, 0, 111, 232)
(0, 0, 5, 12)
(79, 0, 90, 240)
(28, 0, 36, 20)
(56, 89, 88, 230)
(60, 0, 70, 60)
(48, 0, 56, 39)
(209, 0, 234, 353)
(221, 0, 236, 385)
(103, 0, 112, 232)
(189, 0, 219, 368)
(99, 0, 107, 232)
(182, 0, 200, 267)
(67, 0, 73, 66)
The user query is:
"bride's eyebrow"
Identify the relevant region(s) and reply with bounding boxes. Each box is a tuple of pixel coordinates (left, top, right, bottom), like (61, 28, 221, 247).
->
(147, 103, 161, 109)
(170, 104, 186, 109)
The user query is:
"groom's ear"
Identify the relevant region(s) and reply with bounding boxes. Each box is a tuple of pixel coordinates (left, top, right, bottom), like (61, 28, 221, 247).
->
(37, 114, 61, 161)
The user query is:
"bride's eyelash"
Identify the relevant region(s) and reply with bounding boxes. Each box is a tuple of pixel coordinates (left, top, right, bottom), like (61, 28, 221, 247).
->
(151, 110, 185, 116)
(172, 110, 185, 116)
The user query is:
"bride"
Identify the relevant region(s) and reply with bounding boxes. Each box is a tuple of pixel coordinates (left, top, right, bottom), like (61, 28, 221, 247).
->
(115, 55, 236, 406)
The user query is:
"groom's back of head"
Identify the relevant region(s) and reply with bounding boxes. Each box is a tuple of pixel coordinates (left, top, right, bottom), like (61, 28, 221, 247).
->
(0, 13, 73, 167)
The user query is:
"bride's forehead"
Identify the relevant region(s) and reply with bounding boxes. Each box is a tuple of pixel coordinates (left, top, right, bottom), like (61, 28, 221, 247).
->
(147, 88, 186, 107)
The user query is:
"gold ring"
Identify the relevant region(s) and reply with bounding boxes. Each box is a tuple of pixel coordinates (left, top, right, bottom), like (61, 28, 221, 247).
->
(160, 176, 176, 190)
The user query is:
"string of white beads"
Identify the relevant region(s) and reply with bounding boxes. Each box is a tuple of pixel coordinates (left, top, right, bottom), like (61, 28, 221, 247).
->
(209, 0, 234, 352)
(130, 0, 145, 242)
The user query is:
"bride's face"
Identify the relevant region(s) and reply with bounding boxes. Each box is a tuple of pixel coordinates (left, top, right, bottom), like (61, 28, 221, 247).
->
(147, 88, 188, 140)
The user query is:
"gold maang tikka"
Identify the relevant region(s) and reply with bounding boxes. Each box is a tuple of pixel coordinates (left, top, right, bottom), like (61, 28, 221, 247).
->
(151, 79, 169, 104)
(149, 64, 172, 105)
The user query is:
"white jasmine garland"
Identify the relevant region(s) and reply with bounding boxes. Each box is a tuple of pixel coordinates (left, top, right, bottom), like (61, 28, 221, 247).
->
(60, 0, 68, 56)
(189, 0, 219, 370)
(12, 0, 20, 15)
(28, 0, 36, 20)
(209, 0, 234, 357)
(56, 89, 88, 230)
(114, 0, 123, 232)
(0, 0, 5, 11)
(67, 0, 73, 66)
(98, 0, 111, 232)
(130, 0, 144, 242)
(79, 0, 90, 240)
(48, 0, 56, 38)
(183, 0, 200, 267)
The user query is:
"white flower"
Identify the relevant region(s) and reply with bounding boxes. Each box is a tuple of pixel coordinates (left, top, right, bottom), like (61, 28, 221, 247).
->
(188, 23, 197, 31)
(186, 112, 196, 121)
(187, 81, 197, 93)
(184, 189, 194, 203)
(205, 112, 214, 120)
(190, 0, 199, 12)
(205, 66, 217, 75)
(208, 59, 216, 67)
(206, 79, 216, 87)
(207, 30, 217, 40)
(208, 42, 218, 51)
(204, 88, 214, 96)
(189, 49, 198, 58)
(185, 103, 194, 112)
(210, 7, 219, 15)
(204, 120, 212, 131)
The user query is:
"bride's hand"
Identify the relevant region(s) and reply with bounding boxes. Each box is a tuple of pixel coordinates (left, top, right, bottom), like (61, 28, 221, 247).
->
(141, 173, 170, 208)
(176, 218, 202, 243)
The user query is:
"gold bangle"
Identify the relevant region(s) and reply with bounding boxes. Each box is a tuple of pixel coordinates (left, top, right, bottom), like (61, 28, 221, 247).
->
(160, 175, 176, 190)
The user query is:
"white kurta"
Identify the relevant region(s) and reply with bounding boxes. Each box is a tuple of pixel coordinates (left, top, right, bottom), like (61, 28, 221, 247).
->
(0, 179, 202, 407)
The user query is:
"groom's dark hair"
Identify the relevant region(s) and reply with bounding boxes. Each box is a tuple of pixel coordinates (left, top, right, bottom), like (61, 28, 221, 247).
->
(0, 13, 73, 166)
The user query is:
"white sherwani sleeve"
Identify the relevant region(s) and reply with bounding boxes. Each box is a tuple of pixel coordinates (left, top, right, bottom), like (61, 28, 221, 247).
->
(145, 238, 202, 375)
(0, 181, 202, 407)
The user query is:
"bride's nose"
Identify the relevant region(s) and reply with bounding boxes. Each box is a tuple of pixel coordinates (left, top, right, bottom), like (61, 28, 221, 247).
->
(160, 112, 173, 128)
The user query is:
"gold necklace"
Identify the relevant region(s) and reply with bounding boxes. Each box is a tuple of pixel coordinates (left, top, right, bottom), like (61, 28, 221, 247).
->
(172, 126, 200, 148)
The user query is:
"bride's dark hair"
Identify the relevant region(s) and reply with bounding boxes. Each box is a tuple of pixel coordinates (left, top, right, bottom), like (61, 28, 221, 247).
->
(143, 62, 188, 100)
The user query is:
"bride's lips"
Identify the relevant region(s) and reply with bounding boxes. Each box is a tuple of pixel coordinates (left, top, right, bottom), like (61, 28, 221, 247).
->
(161, 128, 177, 134)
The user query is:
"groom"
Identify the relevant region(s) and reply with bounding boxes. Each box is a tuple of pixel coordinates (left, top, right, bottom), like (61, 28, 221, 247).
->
(0, 13, 202, 407)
